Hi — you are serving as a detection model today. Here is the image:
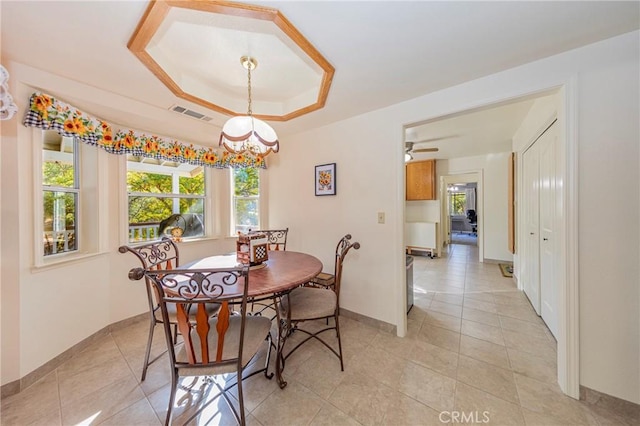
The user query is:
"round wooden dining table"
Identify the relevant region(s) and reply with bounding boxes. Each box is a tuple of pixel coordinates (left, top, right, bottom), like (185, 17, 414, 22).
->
(185, 250, 323, 297)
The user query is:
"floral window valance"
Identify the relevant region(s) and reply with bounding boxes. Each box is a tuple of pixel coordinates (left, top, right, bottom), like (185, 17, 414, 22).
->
(23, 92, 265, 169)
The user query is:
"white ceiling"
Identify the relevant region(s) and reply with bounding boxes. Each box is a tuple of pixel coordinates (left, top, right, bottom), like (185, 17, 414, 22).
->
(1, 1, 638, 154)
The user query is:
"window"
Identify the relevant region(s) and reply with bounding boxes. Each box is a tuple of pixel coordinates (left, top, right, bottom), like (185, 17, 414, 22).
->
(127, 157, 205, 242)
(42, 132, 78, 256)
(449, 191, 466, 216)
(232, 167, 260, 234)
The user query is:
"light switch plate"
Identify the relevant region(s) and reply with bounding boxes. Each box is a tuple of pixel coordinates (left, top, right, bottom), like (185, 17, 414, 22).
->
(377, 212, 385, 224)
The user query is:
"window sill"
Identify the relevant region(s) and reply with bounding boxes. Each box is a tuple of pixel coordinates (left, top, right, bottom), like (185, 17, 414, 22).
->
(31, 251, 109, 273)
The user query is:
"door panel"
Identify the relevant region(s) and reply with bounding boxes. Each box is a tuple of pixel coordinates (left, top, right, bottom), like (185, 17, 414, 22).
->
(539, 122, 558, 337)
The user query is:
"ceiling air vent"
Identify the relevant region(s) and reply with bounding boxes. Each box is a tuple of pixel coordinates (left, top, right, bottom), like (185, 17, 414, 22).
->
(170, 105, 214, 122)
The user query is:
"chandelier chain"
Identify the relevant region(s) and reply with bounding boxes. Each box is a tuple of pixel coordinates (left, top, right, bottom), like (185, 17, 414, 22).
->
(247, 63, 252, 116)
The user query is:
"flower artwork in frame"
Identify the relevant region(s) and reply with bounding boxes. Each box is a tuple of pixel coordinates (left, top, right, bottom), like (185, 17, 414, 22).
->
(315, 163, 336, 196)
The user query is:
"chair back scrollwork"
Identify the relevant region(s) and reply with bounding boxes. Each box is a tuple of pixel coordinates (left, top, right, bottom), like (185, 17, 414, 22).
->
(255, 228, 289, 251)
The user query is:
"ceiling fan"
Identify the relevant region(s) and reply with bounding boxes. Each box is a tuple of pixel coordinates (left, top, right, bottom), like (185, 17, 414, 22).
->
(405, 141, 439, 154)
(404, 134, 458, 160)
(405, 141, 438, 162)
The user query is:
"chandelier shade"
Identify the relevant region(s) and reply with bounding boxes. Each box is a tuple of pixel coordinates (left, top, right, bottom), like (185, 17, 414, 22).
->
(219, 115, 279, 156)
(219, 56, 279, 158)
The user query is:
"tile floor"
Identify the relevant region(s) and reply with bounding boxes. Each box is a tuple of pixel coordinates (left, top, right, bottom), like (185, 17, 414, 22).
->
(1, 244, 636, 425)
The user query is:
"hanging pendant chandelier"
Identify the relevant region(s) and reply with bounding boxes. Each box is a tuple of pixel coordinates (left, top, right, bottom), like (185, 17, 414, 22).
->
(219, 56, 279, 157)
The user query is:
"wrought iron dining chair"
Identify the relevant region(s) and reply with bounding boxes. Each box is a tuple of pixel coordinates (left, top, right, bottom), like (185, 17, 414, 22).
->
(277, 234, 360, 376)
(118, 237, 220, 382)
(128, 265, 272, 426)
(254, 228, 289, 251)
(247, 228, 289, 317)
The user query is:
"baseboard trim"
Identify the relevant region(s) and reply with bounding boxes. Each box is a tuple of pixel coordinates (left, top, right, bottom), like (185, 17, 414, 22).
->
(1, 313, 147, 399)
(340, 307, 396, 334)
(579, 386, 640, 418)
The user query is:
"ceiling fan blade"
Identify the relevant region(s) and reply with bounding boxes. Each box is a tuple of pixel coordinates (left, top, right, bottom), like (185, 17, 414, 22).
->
(413, 147, 439, 153)
(407, 135, 459, 144)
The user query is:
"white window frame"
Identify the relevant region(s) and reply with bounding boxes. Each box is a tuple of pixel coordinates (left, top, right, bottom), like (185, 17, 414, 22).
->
(33, 129, 106, 267)
(230, 167, 262, 235)
(125, 157, 207, 243)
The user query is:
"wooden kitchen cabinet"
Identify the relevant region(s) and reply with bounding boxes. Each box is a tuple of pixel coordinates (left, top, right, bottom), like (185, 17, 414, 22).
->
(406, 159, 436, 200)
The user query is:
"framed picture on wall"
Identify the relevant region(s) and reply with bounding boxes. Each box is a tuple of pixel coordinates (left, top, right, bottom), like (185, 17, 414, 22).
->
(315, 163, 336, 196)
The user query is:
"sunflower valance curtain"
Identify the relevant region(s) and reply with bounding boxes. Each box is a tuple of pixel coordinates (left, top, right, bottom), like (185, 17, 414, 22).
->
(23, 92, 266, 169)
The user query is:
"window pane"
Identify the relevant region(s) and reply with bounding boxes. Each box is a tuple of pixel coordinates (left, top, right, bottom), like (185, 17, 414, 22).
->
(126, 171, 172, 194)
(128, 196, 205, 242)
(42, 134, 75, 188)
(43, 190, 77, 255)
(234, 198, 258, 234)
(233, 168, 259, 197)
(180, 171, 204, 195)
(450, 193, 466, 215)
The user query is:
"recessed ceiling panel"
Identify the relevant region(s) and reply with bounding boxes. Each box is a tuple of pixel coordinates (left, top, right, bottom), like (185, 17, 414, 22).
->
(129, 0, 334, 122)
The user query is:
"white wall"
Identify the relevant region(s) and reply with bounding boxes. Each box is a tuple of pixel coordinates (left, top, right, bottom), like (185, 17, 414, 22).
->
(2, 30, 638, 404)
(268, 31, 639, 403)
(577, 56, 639, 403)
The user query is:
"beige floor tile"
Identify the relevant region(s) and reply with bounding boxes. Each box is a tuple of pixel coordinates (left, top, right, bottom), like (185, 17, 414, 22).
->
(454, 382, 525, 425)
(408, 339, 459, 379)
(492, 292, 532, 306)
(251, 379, 323, 426)
(370, 328, 418, 359)
(309, 403, 361, 426)
(398, 361, 456, 412)
(229, 369, 278, 412)
(429, 300, 464, 318)
(99, 397, 162, 425)
(495, 303, 541, 323)
(406, 317, 424, 339)
(514, 373, 594, 425)
(344, 345, 409, 390)
(581, 402, 639, 426)
(327, 371, 399, 426)
(433, 292, 465, 306)
(423, 309, 462, 332)
(418, 323, 461, 353)
(56, 334, 124, 378)
(0, 371, 61, 426)
(338, 316, 379, 346)
(382, 390, 444, 425)
(507, 347, 557, 384)
(57, 350, 138, 408)
(463, 297, 499, 314)
(499, 315, 549, 340)
(457, 355, 519, 404)
(459, 335, 510, 370)
(502, 329, 557, 362)
(462, 306, 501, 327)
(407, 305, 428, 323)
(463, 291, 496, 303)
(60, 375, 146, 425)
(287, 340, 346, 398)
(461, 319, 505, 346)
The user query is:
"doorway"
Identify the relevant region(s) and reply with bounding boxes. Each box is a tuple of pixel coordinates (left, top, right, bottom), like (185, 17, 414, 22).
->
(447, 182, 478, 246)
(440, 173, 482, 262)
(401, 85, 578, 398)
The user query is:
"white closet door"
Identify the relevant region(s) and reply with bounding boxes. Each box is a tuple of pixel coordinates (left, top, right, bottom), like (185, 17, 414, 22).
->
(522, 141, 541, 314)
(539, 121, 559, 337)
